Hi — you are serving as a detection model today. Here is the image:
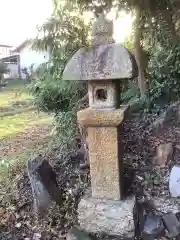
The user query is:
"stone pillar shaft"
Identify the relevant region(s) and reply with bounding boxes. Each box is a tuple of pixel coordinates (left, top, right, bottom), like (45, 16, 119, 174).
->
(77, 106, 128, 200)
(88, 126, 122, 200)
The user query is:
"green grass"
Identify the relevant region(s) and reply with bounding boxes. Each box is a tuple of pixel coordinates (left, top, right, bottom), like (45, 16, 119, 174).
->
(0, 84, 35, 116)
(0, 87, 32, 107)
(0, 149, 34, 181)
(0, 83, 53, 181)
(0, 83, 52, 139)
(0, 110, 52, 139)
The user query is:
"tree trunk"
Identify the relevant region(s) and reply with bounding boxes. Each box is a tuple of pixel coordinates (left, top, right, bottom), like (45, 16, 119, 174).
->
(0, 74, 4, 84)
(161, 9, 180, 43)
(134, 6, 147, 97)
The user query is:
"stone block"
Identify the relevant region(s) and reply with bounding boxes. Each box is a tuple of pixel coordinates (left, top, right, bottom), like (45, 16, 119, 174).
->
(78, 195, 135, 237)
(27, 155, 62, 216)
(77, 106, 129, 127)
(154, 143, 173, 166)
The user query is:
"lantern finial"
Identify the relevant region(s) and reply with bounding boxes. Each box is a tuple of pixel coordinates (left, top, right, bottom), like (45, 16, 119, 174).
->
(92, 14, 114, 46)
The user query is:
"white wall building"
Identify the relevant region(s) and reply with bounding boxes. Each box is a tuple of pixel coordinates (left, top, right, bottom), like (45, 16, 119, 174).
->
(12, 40, 49, 79)
(4, 62, 19, 79)
(0, 44, 18, 79)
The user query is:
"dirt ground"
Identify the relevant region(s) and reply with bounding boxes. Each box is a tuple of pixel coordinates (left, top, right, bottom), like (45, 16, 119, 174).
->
(0, 123, 52, 158)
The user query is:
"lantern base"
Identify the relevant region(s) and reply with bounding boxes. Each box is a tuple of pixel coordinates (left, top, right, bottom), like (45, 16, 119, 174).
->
(78, 191, 180, 237)
(78, 193, 134, 237)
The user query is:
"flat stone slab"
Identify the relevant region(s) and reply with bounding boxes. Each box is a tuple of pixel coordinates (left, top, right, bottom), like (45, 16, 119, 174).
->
(77, 106, 129, 127)
(78, 196, 134, 237)
(78, 193, 180, 237)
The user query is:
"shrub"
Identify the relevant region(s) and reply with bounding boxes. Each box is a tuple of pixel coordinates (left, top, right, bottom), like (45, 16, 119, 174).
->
(148, 43, 180, 103)
(54, 111, 77, 141)
(22, 64, 36, 82)
(30, 72, 87, 114)
(121, 80, 139, 102)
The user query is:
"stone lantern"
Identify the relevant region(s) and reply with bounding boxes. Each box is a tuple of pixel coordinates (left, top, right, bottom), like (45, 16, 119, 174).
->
(63, 14, 138, 237)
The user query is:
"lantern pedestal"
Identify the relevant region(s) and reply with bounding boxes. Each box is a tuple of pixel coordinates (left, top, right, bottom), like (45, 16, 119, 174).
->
(77, 106, 133, 237)
(78, 190, 134, 237)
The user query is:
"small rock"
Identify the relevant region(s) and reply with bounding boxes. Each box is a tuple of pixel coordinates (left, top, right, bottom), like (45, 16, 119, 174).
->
(169, 165, 180, 197)
(79, 162, 90, 170)
(152, 117, 164, 132)
(66, 227, 92, 240)
(154, 143, 173, 166)
(143, 213, 164, 238)
(33, 232, 41, 240)
(151, 104, 177, 132)
(27, 155, 62, 216)
(162, 213, 180, 238)
(15, 222, 22, 228)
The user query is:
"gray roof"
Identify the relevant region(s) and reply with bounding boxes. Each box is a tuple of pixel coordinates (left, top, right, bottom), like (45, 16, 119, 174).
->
(63, 44, 138, 81)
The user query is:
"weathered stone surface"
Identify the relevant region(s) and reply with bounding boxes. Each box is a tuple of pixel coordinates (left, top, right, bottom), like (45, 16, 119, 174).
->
(27, 155, 62, 215)
(77, 106, 129, 200)
(78, 196, 135, 237)
(143, 214, 164, 238)
(78, 194, 180, 237)
(66, 227, 92, 240)
(77, 106, 129, 127)
(88, 126, 122, 200)
(91, 14, 114, 46)
(154, 143, 173, 166)
(162, 213, 180, 238)
(88, 80, 120, 110)
(169, 165, 180, 198)
(63, 44, 138, 81)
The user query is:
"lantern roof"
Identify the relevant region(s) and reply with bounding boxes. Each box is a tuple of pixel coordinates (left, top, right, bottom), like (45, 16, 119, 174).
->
(63, 14, 138, 81)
